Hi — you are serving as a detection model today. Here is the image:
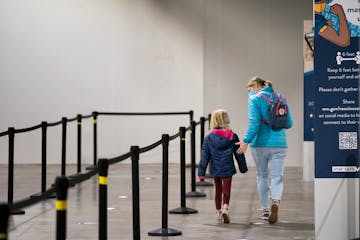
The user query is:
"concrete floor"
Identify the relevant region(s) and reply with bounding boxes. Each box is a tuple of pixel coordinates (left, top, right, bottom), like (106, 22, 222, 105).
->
(1, 164, 315, 240)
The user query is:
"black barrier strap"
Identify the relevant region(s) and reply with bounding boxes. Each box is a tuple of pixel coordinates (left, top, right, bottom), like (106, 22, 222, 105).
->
(67, 116, 77, 122)
(107, 152, 132, 165)
(98, 159, 108, 240)
(0, 130, 8, 137)
(48, 120, 63, 127)
(131, 146, 140, 240)
(82, 114, 93, 119)
(139, 139, 162, 153)
(169, 131, 181, 141)
(55, 176, 69, 240)
(98, 111, 192, 116)
(14, 123, 42, 134)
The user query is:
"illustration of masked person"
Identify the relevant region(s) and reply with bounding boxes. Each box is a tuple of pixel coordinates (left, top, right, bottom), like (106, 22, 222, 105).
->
(314, 0, 350, 47)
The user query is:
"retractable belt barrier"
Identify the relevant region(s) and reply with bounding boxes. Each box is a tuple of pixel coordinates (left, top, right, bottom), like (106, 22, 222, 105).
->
(0, 110, 211, 239)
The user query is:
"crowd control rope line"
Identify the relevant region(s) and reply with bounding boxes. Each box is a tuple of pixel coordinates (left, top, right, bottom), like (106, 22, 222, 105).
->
(1, 110, 203, 215)
(97, 111, 192, 116)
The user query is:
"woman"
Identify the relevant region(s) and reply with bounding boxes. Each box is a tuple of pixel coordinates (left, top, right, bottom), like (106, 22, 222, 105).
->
(237, 76, 293, 224)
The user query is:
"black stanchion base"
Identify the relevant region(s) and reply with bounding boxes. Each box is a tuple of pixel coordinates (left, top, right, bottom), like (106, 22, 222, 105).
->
(186, 191, 206, 198)
(10, 208, 25, 215)
(351, 238, 360, 240)
(185, 163, 198, 168)
(169, 207, 198, 214)
(196, 180, 213, 187)
(148, 228, 182, 236)
(31, 192, 56, 199)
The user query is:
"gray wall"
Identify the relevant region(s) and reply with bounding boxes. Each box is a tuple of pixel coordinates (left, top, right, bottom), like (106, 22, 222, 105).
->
(0, 0, 204, 164)
(203, 0, 313, 166)
(0, 0, 312, 167)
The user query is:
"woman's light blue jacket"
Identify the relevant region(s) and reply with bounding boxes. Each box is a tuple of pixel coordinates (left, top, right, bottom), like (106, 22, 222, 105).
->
(243, 86, 293, 148)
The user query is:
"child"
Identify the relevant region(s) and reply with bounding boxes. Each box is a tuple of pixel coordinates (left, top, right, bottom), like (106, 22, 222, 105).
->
(198, 109, 246, 223)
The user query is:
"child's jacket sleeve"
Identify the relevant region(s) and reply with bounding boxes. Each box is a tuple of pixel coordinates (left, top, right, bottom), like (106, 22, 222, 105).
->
(233, 134, 248, 173)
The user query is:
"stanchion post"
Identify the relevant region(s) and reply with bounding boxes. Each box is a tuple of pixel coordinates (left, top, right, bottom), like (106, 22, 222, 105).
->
(41, 121, 47, 193)
(61, 117, 67, 176)
(0, 204, 10, 240)
(7, 127, 25, 215)
(93, 112, 98, 167)
(208, 113, 211, 130)
(170, 127, 197, 214)
(77, 114, 82, 173)
(55, 176, 69, 240)
(148, 135, 182, 236)
(189, 110, 194, 125)
(197, 117, 213, 185)
(186, 121, 206, 198)
(205, 114, 213, 179)
(98, 159, 108, 240)
(7, 127, 15, 207)
(131, 146, 140, 240)
(86, 111, 98, 170)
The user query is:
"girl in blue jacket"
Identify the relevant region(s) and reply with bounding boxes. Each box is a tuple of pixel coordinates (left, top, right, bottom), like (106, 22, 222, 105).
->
(237, 76, 293, 224)
(198, 109, 246, 224)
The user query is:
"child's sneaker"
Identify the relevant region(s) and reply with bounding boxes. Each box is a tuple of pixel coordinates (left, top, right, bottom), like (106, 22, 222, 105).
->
(261, 208, 270, 220)
(216, 209, 223, 223)
(268, 200, 280, 224)
(222, 207, 230, 224)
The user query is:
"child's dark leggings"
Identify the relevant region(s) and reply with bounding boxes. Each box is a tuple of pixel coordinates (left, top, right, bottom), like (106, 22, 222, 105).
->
(213, 176, 232, 210)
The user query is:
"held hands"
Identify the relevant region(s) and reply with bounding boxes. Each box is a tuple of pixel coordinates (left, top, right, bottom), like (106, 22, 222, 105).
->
(235, 141, 248, 154)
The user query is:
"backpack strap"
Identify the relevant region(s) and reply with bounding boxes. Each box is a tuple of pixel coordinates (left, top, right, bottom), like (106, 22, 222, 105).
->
(257, 92, 273, 126)
(257, 92, 273, 103)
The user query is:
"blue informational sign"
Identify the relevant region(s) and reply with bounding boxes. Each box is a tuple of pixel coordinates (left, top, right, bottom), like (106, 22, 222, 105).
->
(314, 0, 360, 178)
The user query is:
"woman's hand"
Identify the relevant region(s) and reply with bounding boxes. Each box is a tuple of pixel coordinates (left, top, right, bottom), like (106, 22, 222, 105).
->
(235, 141, 248, 154)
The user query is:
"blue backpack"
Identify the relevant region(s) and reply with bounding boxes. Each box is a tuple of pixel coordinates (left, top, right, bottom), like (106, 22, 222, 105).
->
(258, 92, 290, 130)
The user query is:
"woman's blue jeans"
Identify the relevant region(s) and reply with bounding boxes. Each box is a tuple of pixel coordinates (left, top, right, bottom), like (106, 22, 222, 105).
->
(251, 147, 287, 209)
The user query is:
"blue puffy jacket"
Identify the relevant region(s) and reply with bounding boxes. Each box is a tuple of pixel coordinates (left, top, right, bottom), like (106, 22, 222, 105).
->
(243, 86, 293, 148)
(198, 131, 246, 178)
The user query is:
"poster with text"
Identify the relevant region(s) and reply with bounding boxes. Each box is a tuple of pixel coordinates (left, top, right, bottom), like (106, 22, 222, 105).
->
(314, 0, 360, 178)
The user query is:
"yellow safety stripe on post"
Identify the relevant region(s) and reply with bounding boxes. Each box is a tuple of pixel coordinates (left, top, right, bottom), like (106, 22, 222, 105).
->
(77, 122, 82, 126)
(55, 200, 67, 211)
(0, 233, 6, 239)
(189, 130, 192, 134)
(99, 176, 108, 185)
(93, 119, 97, 124)
(180, 138, 186, 141)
